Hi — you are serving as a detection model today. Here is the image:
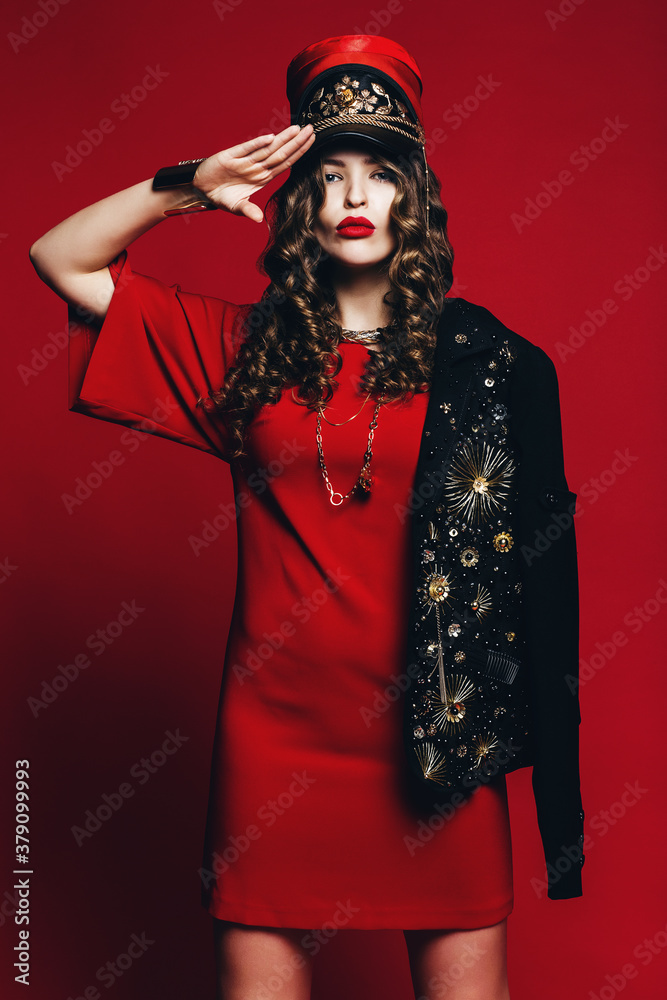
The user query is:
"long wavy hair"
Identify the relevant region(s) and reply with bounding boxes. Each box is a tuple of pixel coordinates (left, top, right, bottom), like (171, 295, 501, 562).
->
(198, 139, 455, 461)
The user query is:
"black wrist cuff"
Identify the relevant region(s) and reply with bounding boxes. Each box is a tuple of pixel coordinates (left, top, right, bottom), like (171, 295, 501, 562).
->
(152, 160, 207, 190)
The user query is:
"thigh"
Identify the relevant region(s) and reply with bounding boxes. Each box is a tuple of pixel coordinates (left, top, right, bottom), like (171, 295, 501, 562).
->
(212, 918, 315, 1000)
(403, 918, 510, 1000)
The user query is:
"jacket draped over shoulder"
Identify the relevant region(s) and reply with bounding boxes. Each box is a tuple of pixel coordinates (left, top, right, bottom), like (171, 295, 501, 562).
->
(401, 297, 585, 900)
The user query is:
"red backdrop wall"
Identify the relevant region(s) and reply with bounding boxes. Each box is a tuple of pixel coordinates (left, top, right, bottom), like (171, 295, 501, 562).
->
(3, 1, 666, 998)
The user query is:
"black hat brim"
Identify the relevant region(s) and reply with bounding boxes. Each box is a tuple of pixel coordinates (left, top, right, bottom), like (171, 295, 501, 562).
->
(303, 121, 421, 159)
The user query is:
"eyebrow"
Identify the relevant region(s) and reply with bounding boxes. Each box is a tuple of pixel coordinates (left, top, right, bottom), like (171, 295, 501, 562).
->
(323, 157, 380, 166)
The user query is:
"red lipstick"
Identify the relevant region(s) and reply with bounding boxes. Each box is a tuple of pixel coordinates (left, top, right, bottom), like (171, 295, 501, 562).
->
(336, 216, 375, 238)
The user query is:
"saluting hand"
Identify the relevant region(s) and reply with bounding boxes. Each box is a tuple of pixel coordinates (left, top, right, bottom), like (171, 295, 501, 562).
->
(191, 124, 316, 223)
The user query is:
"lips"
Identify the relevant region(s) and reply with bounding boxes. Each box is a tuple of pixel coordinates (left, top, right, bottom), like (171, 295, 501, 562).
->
(336, 216, 375, 238)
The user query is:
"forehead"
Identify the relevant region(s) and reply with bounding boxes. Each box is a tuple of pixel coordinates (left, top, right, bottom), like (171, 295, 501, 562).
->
(320, 137, 384, 164)
(322, 152, 381, 166)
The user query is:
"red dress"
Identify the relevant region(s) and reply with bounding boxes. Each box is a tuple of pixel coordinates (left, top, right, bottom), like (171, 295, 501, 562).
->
(68, 251, 514, 930)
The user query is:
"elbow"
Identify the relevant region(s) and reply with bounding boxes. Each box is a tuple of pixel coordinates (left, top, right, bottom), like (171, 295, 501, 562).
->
(29, 240, 55, 284)
(29, 240, 45, 273)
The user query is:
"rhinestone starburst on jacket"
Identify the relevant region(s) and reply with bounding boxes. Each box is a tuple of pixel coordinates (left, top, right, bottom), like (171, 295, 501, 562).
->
(443, 440, 515, 524)
(471, 733, 500, 767)
(428, 675, 477, 734)
(419, 564, 456, 613)
(415, 742, 449, 785)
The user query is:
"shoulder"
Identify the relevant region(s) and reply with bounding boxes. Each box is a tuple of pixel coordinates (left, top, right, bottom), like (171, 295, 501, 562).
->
(445, 295, 558, 376)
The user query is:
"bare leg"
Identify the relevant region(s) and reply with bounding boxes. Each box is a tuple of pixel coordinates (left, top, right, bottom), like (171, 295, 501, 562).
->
(403, 917, 510, 1000)
(212, 918, 314, 1000)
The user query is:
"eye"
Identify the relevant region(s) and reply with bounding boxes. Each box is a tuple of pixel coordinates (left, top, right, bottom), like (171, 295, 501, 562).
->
(373, 170, 396, 182)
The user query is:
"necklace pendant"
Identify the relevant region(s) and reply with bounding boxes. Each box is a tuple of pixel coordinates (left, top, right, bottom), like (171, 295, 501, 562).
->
(357, 466, 374, 493)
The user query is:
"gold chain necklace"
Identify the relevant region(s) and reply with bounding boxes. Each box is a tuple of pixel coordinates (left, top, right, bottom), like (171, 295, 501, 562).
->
(316, 393, 385, 506)
(290, 330, 391, 504)
(290, 387, 372, 425)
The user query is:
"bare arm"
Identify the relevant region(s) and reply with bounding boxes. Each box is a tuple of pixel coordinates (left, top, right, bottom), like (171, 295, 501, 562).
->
(29, 124, 315, 324)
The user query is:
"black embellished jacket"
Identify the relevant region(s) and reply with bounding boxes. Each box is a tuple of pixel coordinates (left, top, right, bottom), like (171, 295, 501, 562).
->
(400, 296, 585, 901)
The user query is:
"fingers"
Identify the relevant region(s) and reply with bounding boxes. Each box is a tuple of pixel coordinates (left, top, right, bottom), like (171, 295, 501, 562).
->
(234, 199, 264, 224)
(222, 125, 309, 161)
(257, 124, 315, 169)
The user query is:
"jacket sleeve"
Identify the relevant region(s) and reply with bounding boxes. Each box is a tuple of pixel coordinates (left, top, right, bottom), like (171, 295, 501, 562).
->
(67, 249, 250, 463)
(510, 341, 585, 900)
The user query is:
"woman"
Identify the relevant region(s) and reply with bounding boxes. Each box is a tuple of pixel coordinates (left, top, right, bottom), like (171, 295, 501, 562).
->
(30, 34, 584, 1000)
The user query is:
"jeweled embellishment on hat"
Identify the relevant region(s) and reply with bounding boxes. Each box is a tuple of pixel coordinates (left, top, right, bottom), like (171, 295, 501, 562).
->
(302, 74, 425, 141)
(413, 725, 425, 739)
(443, 441, 515, 523)
(440, 401, 452, 413)
(472, 733, 500, 767)
(448, 622, 461, 637)
(492, 530, 513, 552)
(415, 742, 448, 784)
(460, 546, 479, 567)
(455, 333, 467, 343)
(422, 548, 435, 563)
(454, 650, 467, 663)
(456, 744, 468, 757)
(429, 675, 476, 734)
(470, 584, 492, 620)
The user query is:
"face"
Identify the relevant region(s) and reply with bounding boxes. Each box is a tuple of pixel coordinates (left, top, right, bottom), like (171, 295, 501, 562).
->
(312, 141, 398, 269)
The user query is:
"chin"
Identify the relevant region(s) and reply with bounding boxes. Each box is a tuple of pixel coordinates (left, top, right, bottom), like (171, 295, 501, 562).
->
(333, 246, 395, 268)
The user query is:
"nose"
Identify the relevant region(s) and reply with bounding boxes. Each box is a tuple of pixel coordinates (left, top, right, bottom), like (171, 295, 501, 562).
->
(343, 172, 368, 208)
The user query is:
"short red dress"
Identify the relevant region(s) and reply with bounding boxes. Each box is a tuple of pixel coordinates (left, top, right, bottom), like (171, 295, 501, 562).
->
(68, 250, 514, 930)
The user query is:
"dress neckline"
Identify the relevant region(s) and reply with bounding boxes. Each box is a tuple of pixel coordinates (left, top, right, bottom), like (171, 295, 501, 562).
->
(339, 340, 381, 354)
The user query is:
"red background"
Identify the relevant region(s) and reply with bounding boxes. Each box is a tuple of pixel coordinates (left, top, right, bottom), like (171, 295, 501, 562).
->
(3, 0, 666, 997)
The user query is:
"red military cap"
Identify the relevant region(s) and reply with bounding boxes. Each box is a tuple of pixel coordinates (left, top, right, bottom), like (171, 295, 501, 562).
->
(286, 34, 426, 155)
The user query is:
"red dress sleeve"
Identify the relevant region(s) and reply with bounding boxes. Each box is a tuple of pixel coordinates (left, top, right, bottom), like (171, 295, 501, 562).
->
(67, 249, 250, 463)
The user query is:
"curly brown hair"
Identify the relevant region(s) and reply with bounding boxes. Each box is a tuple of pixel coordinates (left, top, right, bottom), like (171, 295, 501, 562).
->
(198, 141, 455, 461)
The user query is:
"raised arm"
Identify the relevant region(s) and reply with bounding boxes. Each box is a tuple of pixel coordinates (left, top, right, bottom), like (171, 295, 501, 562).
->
(28, 124, 315, 324)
